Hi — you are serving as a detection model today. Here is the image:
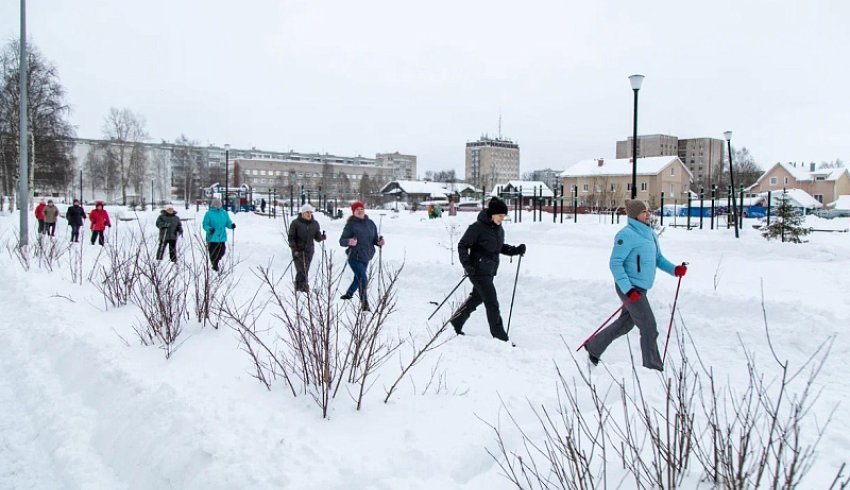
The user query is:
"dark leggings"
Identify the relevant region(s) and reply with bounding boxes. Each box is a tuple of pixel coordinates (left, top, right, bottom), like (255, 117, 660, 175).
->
(70, 225, 81, 242)
(157, 240, 178, 262)
(208, 242, 226, 270)
(91, 230, 104, 245)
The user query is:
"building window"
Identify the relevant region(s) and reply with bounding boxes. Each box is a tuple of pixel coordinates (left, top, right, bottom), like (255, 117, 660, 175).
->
(784, 177, 789, 185)
(670, 166, 675, 176)
(640, 182, 648, 192)
(814, 194, 823, 203)
(610, 183, 617, 192)
(770, 176, 777, 185)
(582, 184, 589, 192)
(626, 183, 632, 191)
(595, 184, 602, 192)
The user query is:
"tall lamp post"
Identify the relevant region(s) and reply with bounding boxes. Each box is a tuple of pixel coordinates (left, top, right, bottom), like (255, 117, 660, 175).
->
(723, 130, 739, 238)
(18, 0, 29, 245)
(628, 74, 644, 199)
(224, 144, 230, 211)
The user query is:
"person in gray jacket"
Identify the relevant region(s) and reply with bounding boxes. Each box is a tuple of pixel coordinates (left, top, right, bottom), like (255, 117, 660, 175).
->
(155, 206, 183, 262)
(288, 203, 326, 292)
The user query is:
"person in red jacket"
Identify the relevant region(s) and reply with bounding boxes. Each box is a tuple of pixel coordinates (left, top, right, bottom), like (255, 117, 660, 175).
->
(89, 201, 111, 246)
(34, 198, 47, 234)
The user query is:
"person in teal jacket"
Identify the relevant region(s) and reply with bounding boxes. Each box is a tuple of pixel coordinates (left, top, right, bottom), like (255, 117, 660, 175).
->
(585, 199, 687, 371)
(202, 197, 235, 271)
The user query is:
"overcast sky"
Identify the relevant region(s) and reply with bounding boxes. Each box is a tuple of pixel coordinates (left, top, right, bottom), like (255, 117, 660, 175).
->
(2, 0, 847, 176)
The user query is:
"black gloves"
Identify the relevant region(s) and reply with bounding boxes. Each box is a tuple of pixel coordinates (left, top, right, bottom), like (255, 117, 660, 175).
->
(515, 244, 526, 256)
(463, 265, 476, 276)
(209, 228, 215, 234)
(230, 223, 236, 229)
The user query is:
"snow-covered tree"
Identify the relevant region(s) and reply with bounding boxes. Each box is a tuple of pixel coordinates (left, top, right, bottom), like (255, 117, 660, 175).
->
(762, 193, 811, 243)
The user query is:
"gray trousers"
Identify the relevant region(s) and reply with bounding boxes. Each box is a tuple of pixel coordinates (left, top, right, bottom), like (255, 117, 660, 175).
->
(585, 286, 663, 370)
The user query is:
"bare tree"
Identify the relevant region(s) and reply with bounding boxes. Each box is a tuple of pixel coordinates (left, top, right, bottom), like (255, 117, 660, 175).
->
(102, 107, 148, 205)
(0, 39, 75, 199)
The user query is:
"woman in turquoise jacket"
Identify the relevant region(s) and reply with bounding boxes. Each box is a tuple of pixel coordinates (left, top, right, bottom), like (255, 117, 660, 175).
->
(202, 197, 235, 271)
(585, 199, 687, 371)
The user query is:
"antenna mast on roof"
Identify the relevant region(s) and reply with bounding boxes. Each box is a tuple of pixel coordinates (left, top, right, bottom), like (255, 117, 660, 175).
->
(498, 111, 502, 140)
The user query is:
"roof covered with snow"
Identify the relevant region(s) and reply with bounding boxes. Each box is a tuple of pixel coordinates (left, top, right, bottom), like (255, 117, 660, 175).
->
(560, 156, 693, 179)
(489, 181, 554, 198)
(828, 195, 850, 210)
(379, 180, 476, 198)
(751, 163, 850, 188)
(756, 188, 823, 208)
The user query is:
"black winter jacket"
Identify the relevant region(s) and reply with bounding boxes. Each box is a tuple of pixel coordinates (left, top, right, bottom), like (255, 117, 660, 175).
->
(65, 205, 87, 226)
(156, 211, 183, 241)
(458, 211, 521, 277)
(288, 215, 323, 254)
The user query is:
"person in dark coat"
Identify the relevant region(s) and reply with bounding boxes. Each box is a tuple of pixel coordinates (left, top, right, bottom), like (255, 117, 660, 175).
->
(65, 199, 87, 242)
(584, 199, 687, 371)
(89, 201, 111, 246)
(338, 201, 385, 311)
(288, 203, 326, 292)
(260, 198, 267, 214)
(155, 206, 183, 262)
(449, 198, 525, 342)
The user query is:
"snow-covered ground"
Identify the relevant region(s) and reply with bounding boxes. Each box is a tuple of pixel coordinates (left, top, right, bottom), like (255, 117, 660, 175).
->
(1, 206, 849, 489)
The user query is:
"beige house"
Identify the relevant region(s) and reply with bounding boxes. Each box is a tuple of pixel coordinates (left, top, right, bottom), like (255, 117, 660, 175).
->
(560, 156, 693, 210)
(747, 162, 850, 206)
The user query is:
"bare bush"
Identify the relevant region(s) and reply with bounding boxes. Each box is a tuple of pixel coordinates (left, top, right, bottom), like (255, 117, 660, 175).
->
(186, 231, 238, 328)
(32, 234, 69, 272)
(130, 244, 190, 359)
(487, 305, 842, 489)
(92, 231, 142, 308)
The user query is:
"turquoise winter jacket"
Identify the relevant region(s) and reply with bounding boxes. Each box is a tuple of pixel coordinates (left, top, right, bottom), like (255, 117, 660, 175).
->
(202, 208, 234, 243)
(609, 218, 676, 294)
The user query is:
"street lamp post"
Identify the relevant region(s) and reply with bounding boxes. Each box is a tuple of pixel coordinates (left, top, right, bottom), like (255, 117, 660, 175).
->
(224, 144, 230, 211)
(18, 0, 29, 245)
(723, 131, 739, 238)
(628, 74, 644, 200)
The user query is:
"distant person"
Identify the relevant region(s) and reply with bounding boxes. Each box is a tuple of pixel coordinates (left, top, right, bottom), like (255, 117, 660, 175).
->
(288, 203, 326, 292)
(449, 198, 525, 342)
(65, 199, 87, 242)
(89, 201, 111, 246)
(339, 201, 384, 311)
(202, 197, 235, 271)
(43, 200, 59, 237)
(260, 198, 267, 214)
(34, 198, 46, 234)
(155, 206, 183, 262)
(584, 199, 687, 371)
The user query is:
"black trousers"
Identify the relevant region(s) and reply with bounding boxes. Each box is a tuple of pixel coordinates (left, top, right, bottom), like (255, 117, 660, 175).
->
(450, 274, 508, 340)
(45, 222, 56, 236)
(157, 240, 178, 262)
(91, 230, 105, 246)
(208, 242, 226, 270)
(70, 224, 81, 242)
(293, 251, 314, 289)
(37, 220, 45, 234)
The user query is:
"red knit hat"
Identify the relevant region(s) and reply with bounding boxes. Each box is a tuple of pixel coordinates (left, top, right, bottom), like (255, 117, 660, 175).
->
(351, 201, 365, 213)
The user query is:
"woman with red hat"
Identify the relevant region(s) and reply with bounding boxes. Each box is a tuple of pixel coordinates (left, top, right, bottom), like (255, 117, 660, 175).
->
(338, 201, 384, 311)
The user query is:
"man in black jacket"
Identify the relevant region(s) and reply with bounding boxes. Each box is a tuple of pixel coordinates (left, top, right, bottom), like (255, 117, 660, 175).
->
(450, 198, 526, 342)
(65, 199, 87, 242)
(288, 203, 326, 292)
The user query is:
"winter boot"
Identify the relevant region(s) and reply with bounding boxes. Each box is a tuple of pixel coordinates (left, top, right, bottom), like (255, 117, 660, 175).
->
(340, 293, 353, 300)
(361, 300, 370, 312)
(450, 318, 465, 335)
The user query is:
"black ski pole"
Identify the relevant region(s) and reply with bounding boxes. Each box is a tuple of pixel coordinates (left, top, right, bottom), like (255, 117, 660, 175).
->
(505, 254, 522, 335)
(428, 274, 467, 321)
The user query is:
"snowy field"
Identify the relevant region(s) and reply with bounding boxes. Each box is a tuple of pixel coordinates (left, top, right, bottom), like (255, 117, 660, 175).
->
(1, 205, 849, 489)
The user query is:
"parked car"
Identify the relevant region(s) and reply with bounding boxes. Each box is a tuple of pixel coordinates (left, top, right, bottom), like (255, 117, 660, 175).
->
(814, 208, 850, 219)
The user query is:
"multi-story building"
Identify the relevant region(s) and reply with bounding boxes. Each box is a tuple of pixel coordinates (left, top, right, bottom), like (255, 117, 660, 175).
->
(375, 152, 417, 180)
(465, 136, 520, 192)
(616, 134, 725, 189)
(232, 156, 394, 205)
(560, 156, 693, 210)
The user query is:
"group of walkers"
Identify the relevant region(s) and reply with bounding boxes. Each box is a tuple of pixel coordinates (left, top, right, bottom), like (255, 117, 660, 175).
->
(33, 198, 111, 244)
(29, 193, 686, 371)
(445, 196, 687, 371)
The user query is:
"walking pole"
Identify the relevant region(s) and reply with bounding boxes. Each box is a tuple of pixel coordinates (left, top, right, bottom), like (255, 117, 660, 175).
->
(505, 254, 523, 335)
(576, 302, 627, 352)
(427, 274, 468, 321)
(662, 262, 688, 364)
